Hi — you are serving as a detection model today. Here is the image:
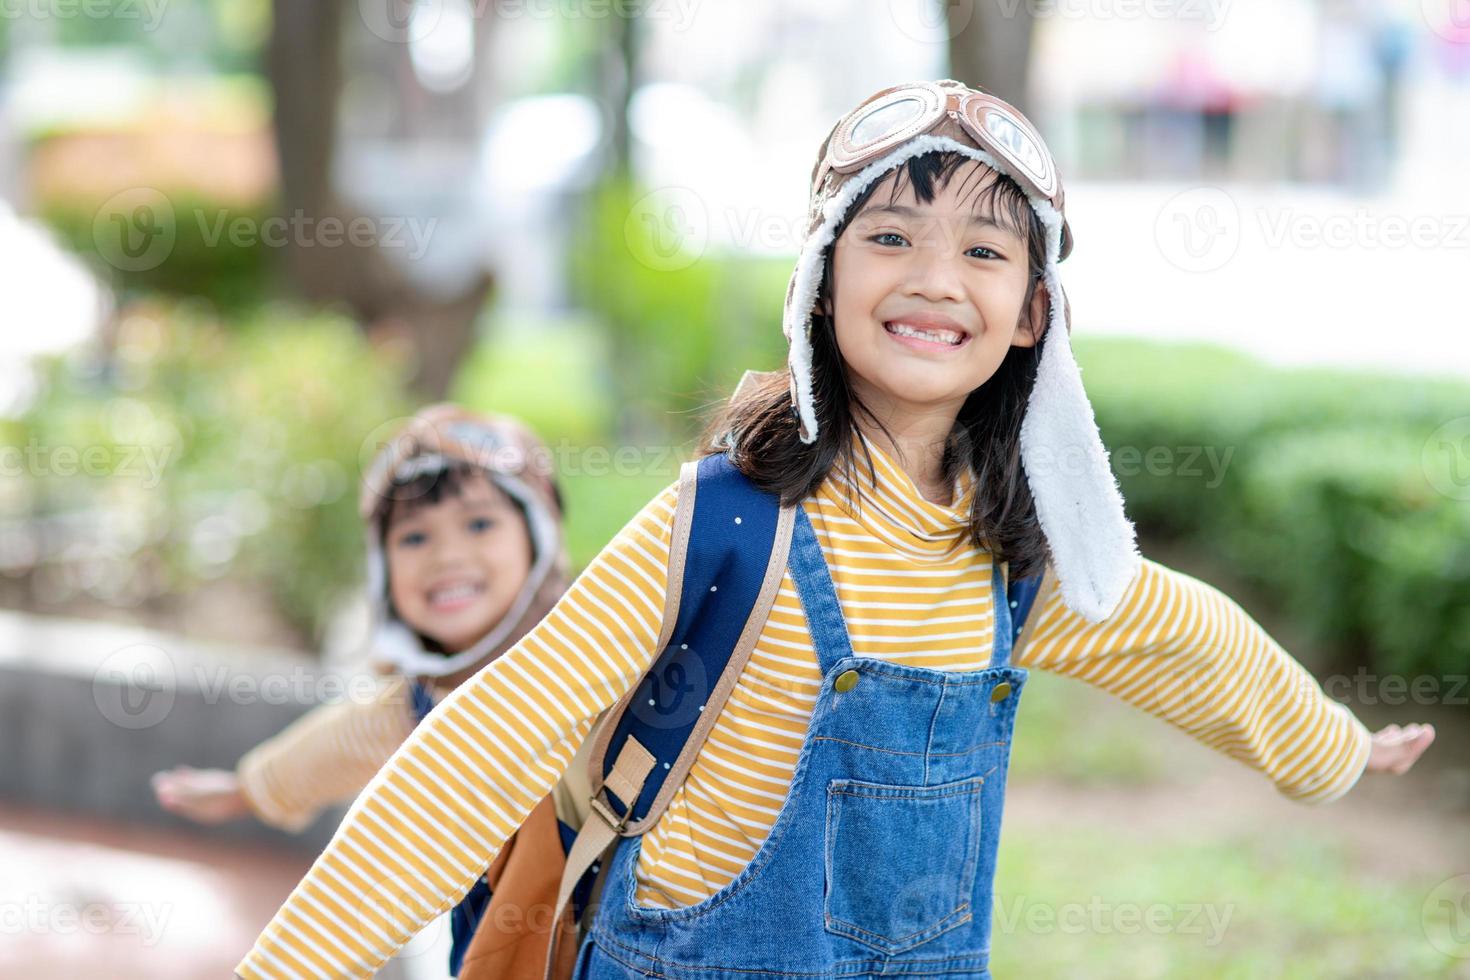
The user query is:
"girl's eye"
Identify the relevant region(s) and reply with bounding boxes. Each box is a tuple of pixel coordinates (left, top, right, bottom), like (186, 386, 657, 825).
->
(396, 531, 426, 548)
(967, 246, 1000, 260)
(468, 517, 496, 533)
(869, 232, 908, 248)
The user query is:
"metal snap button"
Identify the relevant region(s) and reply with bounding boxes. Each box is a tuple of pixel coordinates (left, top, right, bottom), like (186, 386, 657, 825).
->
(990, 681, 1012, 703)
(835, 669, 860, 693)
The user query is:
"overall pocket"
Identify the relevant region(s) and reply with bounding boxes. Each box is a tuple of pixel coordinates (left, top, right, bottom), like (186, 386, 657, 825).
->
(823, 775, 984, 955)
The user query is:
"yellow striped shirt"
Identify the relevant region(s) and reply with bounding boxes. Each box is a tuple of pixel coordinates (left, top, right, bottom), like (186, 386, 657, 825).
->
(236, 432, 1370, 979)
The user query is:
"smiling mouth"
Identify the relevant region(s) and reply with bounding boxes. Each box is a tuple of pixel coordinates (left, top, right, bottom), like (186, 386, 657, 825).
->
(883, 321, 970, 348)
(427, 582, 485, 610)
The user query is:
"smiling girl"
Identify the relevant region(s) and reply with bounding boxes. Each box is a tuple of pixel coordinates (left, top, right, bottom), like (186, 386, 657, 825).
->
(156, 406, 592, 977)
(236, 81, 1432, 980)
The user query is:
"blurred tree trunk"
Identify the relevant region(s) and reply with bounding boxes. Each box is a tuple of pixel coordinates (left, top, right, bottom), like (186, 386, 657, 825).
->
(591, 13, 649, 442)
(264, 0, 493, 399)
(946, 1, 1036, 113)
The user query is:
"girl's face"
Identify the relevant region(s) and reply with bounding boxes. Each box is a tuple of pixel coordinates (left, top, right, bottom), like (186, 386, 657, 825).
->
(830, 161, 1045, 431)
(385, 469, 533, 655)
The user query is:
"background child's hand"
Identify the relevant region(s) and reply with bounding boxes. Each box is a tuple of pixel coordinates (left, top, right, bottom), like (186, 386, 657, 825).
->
(1365, 723, 1435, 775)
(150, 765, 252, 824)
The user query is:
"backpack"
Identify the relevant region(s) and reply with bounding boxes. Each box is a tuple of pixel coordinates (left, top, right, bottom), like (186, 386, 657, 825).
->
(540, 445, 1049, 978)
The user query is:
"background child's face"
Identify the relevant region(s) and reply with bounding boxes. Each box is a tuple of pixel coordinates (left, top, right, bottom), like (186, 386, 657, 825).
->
(385, 469, 533, 655)
(830, 160, 1044, 428)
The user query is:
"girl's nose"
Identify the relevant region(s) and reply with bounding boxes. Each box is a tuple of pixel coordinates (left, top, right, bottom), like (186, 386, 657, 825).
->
(901, 251, 967, 303)
(428, 530, 473, 566)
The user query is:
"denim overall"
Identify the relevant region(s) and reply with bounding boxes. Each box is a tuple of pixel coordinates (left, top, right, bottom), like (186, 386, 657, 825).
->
(574, 504, 1028, 979)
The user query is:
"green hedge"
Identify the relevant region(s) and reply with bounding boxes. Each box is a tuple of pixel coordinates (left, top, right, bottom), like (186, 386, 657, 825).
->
(1078, 337, 1470, 677)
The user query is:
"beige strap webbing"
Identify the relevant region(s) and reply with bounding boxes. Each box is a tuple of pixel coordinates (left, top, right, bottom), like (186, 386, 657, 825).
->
(542, 735, 655, 979)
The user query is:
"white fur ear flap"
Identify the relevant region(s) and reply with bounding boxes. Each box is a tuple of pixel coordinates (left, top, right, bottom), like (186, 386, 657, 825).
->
(1019, 271, 1141, 622)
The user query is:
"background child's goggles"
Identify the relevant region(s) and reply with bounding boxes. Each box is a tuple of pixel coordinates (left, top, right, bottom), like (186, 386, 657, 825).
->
(815, 81, 1074, 259)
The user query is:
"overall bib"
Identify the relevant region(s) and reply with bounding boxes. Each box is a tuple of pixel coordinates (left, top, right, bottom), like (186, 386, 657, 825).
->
(574, 504, 1028, 979)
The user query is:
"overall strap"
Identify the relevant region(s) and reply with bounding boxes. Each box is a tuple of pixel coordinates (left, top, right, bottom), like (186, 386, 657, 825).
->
(785, 504, 856, 675)
(546, 453, 794, 979)
(989, 561, 1014, 670)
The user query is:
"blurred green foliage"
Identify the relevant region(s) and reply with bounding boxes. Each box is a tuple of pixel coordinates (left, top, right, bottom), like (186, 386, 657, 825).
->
(39, 191, 279, 313)
(13, 300, 414, 640)
(1078, 337, 1470, 677)
(0, 0, 269, 73)
(450, 311, 680, 569)
(567, 176, 791, 440)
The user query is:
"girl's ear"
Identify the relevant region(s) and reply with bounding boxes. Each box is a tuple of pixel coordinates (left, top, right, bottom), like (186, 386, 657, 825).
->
(1013, 279, 1048, 348)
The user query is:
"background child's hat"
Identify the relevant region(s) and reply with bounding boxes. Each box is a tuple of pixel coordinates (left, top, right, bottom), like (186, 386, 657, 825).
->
(780, 79, 1139, 622)
(359, 404, 571, 678)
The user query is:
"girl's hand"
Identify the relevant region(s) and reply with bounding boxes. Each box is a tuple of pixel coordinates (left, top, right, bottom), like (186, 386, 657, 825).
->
(1365, 723, 1436, 775)
(150, 765, 252, 824)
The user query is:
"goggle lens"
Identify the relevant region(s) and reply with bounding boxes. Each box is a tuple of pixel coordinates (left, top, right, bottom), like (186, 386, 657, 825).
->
(982, 109, 1049, 187)
(848, 95, 929, 151)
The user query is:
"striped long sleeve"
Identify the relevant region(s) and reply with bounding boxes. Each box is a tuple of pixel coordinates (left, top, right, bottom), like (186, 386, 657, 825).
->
(236, 482, 679, 979)
(1017, 558, 1372, 804)
(236, 676, 418, 833)
(237, 433, 1371, 977)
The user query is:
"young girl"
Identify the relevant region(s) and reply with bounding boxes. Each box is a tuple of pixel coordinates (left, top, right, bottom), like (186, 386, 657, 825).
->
(153, 405, 591, 977)
(235, 82, 1433, 980)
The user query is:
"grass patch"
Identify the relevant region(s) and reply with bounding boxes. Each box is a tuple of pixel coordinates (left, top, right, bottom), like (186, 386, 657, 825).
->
(1009, 670, 1174, 787)
(991, 822, 1465, 978)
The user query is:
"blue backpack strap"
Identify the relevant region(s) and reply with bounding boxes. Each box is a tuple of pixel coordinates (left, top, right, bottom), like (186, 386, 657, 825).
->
(408, 677, 436, 725)
(1006, 568, 1044, 644)
(590, 451, 794, 835)
(1007, 563, 1057, 663)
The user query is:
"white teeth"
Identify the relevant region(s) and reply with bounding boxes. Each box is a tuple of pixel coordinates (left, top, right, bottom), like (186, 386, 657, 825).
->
(429, 583, 480, 604)
(886, 322, 963, 345)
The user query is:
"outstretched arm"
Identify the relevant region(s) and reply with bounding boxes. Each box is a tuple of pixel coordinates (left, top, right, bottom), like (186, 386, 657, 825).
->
(1013, 558, 1431, 803)
(151, 677, 417, 831)
(235, 481, 680, 980)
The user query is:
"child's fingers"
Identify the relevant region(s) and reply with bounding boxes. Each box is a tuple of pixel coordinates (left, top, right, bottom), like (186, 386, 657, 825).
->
(1367, 723, 1436, 775)
(1386, 725, 1435, 774)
